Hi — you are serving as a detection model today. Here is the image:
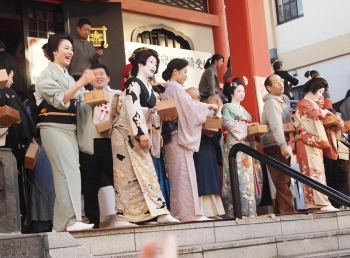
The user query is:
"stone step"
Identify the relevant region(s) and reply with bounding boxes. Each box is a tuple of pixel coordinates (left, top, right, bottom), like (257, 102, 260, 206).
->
(64, 210, 350, 257)
(96, 229, 350, 258)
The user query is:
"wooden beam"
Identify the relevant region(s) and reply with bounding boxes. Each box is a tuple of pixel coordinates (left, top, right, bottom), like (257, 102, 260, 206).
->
(35, 0, 219, 27)
(109, 0, 219, 27)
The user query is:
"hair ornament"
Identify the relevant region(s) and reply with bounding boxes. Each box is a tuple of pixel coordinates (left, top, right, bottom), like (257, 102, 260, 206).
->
(227, 77, 238, 88)
(314, 75, 322, 79)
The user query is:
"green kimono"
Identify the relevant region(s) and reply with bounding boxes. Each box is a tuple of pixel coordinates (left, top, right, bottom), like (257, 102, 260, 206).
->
(35, 62, 93, 231)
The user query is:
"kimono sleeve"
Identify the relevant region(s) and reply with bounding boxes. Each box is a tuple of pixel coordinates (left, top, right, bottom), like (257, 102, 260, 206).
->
(35, 70, 70, 110)
(124, 80, 149, 136)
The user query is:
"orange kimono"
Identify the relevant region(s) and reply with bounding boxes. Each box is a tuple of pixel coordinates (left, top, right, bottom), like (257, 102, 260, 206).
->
(294, 98, 340, 207)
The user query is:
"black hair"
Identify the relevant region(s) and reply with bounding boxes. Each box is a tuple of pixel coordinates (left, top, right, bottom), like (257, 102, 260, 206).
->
(129, 47, 160, 77)
(162, 58, 188, 81)
(304, 70, 320, 79)
(128, 48, 142, 63)
(77, 18, 91, 28)
(223, 77, 243, 103)
(204, 54, 224, 69)
(42, 43, 47, 50)
(0, 58, 12, 75)
(47, 32, 73, 61)
(226, 56, 231, 69)
(152, 86, 160, 94)
(124, 70, 131, 79)
(272, 60, 283, 71)
(90, 64, 110, 76)
(302, 76, 329, 94)
(345, 89, 350, 99)
(0, 40, 5, 50)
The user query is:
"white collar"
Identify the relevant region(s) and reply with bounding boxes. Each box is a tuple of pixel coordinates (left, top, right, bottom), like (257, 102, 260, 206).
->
(53, 62, 68, 78)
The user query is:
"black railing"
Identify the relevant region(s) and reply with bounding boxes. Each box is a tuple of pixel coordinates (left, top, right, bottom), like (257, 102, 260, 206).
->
(229, 143, 350, 218)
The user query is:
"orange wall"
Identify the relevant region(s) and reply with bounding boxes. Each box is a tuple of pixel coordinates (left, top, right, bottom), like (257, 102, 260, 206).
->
(225, 0, 271, 122)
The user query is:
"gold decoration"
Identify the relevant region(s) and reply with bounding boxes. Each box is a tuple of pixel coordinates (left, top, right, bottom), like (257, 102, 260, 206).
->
(88, 26, 108, 48)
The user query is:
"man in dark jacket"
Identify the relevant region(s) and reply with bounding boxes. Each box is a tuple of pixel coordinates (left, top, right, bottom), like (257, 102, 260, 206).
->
(273, 60, 298, 99)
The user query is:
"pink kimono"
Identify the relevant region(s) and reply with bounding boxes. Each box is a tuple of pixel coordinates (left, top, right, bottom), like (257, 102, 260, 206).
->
(162, 81, 208, 222)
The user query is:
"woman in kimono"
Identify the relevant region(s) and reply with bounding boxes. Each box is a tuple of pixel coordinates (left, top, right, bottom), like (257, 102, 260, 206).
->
(161, 58, 218, 222)
(294, 76, 343, 211)
(35, 32, 95, 231)
(111, 48, 178, 224)
(222, 77, 258, 218)
(0, 59, 37, 228)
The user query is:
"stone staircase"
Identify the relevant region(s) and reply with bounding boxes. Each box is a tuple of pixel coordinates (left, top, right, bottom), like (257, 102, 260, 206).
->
(57, 210, 350, 258)
(3, 211, 350, 257)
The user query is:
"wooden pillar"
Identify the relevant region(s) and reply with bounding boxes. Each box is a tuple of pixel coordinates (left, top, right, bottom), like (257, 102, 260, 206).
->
(224, 0, 271, 122)
(208, 0, 229, 84)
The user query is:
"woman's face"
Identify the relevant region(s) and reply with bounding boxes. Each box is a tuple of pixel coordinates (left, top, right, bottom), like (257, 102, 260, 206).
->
(311, 88, 325, 102)
(316, 96, 325, 109)
(5, 70, 14, 88)
(139, 56, 157, 78)
(53, 39, 73, 68)
(174, 66, 188, 85)
(232, 85, 245, 102)
(215, 58, 224, 69)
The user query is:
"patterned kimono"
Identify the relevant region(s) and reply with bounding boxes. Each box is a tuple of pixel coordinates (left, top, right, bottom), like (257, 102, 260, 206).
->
(222, 103, 257, 217)
(111, 78, 170, 222)
(294, 98, 340, 207)
(162, 81, 208, 222)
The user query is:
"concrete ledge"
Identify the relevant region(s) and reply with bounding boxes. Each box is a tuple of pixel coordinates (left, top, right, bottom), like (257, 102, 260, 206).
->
(0, 233, 49, 258)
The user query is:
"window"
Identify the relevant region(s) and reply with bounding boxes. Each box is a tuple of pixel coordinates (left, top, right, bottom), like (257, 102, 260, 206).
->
(131, 25, 194, 50)
(145, 0, 207, 12)
(276, 0, 303, 24)
(27, 7, 64, 38)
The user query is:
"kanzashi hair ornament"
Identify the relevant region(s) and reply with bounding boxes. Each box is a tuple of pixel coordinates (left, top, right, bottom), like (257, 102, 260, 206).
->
(227, 77, 238, 88)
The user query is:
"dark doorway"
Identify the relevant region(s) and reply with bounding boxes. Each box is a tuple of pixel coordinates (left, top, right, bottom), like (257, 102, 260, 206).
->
(63, 1, 126, 89)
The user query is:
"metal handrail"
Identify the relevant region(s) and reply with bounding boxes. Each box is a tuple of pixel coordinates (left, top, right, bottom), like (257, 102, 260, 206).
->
(229, 143, 350, 218)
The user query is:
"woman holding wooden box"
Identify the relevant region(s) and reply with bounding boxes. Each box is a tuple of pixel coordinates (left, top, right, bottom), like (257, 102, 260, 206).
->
(221, 77, 260, 218)
(35, 32, 96, 231)
(110, 48, 178, 224)
(161, 58, 218, 222)
(294, 76, 343, 211)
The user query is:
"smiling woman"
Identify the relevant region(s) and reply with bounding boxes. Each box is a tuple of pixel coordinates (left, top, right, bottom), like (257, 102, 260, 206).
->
(35, 32, 96, 232)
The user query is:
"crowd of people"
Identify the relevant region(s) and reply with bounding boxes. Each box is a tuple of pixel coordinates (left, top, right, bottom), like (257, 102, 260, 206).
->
(1, 17, 350, 234)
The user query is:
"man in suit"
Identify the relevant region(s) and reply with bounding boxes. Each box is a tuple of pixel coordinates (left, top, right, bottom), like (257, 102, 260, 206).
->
(273, 60, 299, 100)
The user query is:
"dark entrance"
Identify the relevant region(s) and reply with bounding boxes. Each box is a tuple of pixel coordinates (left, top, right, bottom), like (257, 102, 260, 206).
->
(63, 1, 126, 89)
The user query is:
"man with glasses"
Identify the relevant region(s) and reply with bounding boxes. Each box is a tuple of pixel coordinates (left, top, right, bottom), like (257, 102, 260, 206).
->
(273, 60, 299, 100)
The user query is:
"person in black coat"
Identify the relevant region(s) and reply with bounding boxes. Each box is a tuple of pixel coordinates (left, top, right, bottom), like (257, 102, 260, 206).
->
(273, 60, 298, 99)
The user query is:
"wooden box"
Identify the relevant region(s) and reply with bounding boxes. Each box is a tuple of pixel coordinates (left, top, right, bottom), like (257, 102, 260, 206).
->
(156, 99, 178, 120)
(323, 114, 338, 127)
(84, 90, 109, 105)
(204, 117, 222, 129)
(342, 120, 350, 133)
(283, 122, 295, 133)
(96, 120, 112, 133)
(0, 69, 9, 89)
(24, 143, 40, 169)
(248, 124, 268, 136)
(202, 128, 219, 135)
(0, 105, 20, 128)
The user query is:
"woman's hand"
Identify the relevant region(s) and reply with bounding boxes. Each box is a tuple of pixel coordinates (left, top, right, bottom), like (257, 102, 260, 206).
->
(208, 104, 218, 112)
(78, 69, 95, 87)
(5, 70, 14, 88)
(335, 116, 344, 128)
(247, 122, 259, 127)
(321, 109, 333, 118)
(140, 134, 151, 150)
